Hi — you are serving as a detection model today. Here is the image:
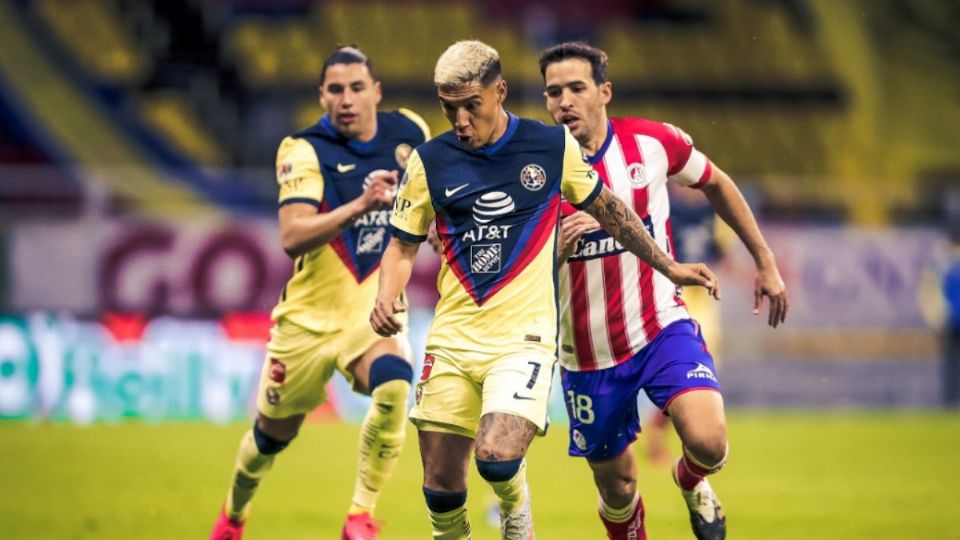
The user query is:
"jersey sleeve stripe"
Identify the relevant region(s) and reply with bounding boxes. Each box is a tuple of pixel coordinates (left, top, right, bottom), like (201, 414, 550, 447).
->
(572, 178, 603, 210)
(388, 225, 426, 243)
(690, 159, 713, 189)
(279, 197, 321, 208)
(670, 148, 709, 187)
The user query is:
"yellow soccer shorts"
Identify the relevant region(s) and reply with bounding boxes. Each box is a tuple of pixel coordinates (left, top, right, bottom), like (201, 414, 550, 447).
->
(256, 318, 408, 419)
(410, 350, 557, 438)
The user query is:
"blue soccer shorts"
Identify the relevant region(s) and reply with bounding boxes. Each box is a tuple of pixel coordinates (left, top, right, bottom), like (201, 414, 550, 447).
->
(560, 319, 721, 461)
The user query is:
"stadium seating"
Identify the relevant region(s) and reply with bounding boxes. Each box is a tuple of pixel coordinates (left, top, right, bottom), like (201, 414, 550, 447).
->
(3, 0, 958, 222)
(35, 0, 150, 86)
(138, 91, 229, 168)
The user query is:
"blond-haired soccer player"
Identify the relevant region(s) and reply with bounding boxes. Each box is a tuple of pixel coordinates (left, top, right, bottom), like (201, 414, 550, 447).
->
(370, 40, 718, 540)
(541, 41, 789, 540)
(210, 46, 430, 540)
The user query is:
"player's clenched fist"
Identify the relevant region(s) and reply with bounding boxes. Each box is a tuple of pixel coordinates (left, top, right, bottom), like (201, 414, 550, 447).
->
(370, 296, 407, 336)
(360, 169, 399, 210)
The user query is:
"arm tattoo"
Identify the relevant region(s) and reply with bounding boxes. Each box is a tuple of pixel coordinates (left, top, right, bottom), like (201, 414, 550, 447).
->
(584, 188, 674, 274)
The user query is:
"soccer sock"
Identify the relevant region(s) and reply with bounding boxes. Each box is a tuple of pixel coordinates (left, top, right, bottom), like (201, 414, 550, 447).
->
(349, 379, 410, 515)
(675, 453, 710, 491)
(225, 429, 276, 521)
(424, 488, 472, 540)
(599, 491, 640, 523)
(428, 506, 472, 539)
(486, 459, 528, 514)
(598, 492, 645, 539)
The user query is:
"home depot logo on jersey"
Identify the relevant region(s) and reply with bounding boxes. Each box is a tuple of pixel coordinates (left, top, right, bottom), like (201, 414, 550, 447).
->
(471, 244, 502, 273)
(356, 227, 386, 254)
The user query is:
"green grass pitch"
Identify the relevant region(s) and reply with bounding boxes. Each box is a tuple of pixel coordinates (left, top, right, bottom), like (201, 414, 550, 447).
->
(1, 411, 957, 539)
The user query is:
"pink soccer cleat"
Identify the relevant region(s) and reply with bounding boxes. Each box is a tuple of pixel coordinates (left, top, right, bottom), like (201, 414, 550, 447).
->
(210, 509, 245, 540)
(341, 512, 383, 540)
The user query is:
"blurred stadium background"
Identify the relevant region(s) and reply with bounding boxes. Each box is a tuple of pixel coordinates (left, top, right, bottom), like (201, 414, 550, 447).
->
(0, 0, 958, 538)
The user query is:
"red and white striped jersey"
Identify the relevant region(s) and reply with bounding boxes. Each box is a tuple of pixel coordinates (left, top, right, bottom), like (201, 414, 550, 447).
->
(559, 118, 713, 372)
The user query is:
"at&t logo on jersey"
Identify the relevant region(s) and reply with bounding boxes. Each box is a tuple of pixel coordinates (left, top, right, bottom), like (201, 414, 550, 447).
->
(471, 244, 502, 273)
(520, 163, 546, 191)
(473, 191, 515, 223)
(356, 227, 386, 254)
(686, 362, 717, 382)
(353, 209, 390, 227)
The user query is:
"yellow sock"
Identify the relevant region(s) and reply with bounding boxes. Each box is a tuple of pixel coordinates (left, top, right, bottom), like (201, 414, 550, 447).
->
(488, 460, 527, 514)
(224, 429, 275, 521)
(428, 506, 472, 539)
(349, 379, 410, 515)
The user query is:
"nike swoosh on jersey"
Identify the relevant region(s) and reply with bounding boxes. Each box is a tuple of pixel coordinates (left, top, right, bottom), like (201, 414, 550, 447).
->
(512, 392, 535, 401)
(337, 163, 357, 173)
(445, 183, 469, 197)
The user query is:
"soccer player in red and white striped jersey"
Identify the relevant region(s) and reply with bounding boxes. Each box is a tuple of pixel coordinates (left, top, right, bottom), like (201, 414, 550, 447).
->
(540, 42, 789, 540)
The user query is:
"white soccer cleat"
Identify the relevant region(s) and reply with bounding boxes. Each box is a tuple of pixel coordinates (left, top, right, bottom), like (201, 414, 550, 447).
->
(500, 485, 535, 539)
(674, 472, 726, 540)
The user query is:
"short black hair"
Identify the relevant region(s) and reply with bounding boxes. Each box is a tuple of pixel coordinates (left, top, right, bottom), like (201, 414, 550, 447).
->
(538, 41, 609, 85)
(320, 45, 376, 86)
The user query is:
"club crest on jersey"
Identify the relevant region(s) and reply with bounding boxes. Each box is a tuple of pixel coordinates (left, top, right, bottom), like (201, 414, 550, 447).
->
(420, 355, 435, 381)
(268, 359, 286, 384)
(266, 387, 280, 405)
(627, 162, 648, 187)
(395, 143, 412, 169)
(520, 163, 547, 191)
(471, 243, 502, 273)
(472, 191, 515, 224)
(356, 227, 386, 254)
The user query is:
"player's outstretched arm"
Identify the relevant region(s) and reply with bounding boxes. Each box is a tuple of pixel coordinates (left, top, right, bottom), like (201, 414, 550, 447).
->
(279, 170, 399, 258)
(699, 166, 787, 326)
(584, 186, 720, 298)
(371, 237, 419, 336)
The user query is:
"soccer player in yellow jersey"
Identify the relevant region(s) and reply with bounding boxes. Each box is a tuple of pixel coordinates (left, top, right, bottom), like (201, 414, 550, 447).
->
(210, 46, 429, 540)
(369, 40, 718, 540)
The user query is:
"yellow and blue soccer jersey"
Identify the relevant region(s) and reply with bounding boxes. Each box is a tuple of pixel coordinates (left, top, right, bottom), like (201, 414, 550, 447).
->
(390, 114, 601, 361)
(272, 109, 429, 334)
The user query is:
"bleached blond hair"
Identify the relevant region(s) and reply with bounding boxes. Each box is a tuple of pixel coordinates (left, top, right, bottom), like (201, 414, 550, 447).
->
(434, 40, 502, 90)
